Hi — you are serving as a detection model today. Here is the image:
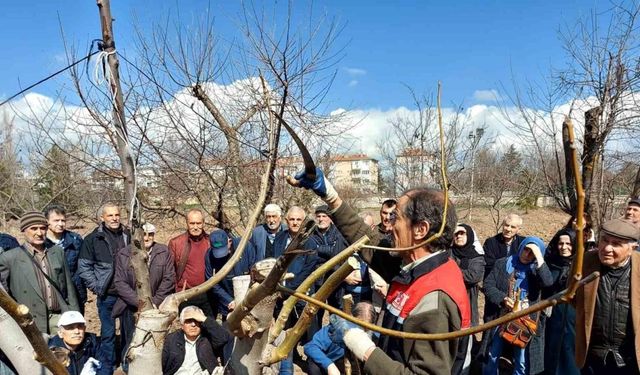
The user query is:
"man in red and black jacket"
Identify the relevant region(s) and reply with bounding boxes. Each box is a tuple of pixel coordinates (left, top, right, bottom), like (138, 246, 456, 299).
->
(168, 209, 212, 316)
(292, 169, 470, 375)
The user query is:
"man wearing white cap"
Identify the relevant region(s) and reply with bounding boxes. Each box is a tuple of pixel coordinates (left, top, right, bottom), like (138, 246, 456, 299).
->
(48, 310, 104, 375)
(113, 223, 175, 369)
(249, 203, 286, 262)
(161, 305, 231, 375)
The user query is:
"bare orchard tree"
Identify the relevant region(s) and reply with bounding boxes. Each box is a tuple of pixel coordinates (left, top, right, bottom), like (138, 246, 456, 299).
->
(377, 87, 468, 196)
(502, 2, 640, 226)
(123, 1, 347, 231)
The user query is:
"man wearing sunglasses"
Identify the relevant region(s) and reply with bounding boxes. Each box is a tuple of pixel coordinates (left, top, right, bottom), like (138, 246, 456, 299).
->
(162, 306, 231, 375)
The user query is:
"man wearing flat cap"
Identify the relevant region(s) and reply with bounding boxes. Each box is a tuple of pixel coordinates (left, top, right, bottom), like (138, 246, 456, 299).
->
(575, 218, 640, 374)
(0, 211, 79, 334)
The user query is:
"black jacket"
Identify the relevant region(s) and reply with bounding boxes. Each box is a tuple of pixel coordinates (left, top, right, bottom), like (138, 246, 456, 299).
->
(161, 319, 231, 375)
(78, 224, 130, 296)
(482, 233, 524, 280)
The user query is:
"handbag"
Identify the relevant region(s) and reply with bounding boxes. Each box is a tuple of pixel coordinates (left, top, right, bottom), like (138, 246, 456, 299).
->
(498, 271, 539, 348)
(499, 314, 538, 348)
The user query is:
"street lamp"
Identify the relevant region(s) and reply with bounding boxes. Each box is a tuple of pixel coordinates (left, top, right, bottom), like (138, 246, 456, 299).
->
(468, 128, 484, 221)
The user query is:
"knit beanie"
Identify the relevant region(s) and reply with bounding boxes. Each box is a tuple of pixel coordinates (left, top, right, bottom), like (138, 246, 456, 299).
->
(20, 211, 48, 232)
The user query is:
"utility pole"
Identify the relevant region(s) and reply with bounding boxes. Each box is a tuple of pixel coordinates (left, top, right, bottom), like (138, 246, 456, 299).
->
(468, 127, 484, 221)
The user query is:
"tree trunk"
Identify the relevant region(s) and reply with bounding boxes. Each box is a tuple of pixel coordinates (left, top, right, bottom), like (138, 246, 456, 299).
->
(582, 106, 602, 220)
(0, 307, 51, 375)
(192, 84, 249, 226)
(126, 310, 176, 374)
(632, 166, 640, 198)
(230, 295, 280, 375)
(562, 117, 577, 212)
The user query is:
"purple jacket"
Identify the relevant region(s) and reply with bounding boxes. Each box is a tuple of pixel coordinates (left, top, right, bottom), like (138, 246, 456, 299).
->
(112, 243, 176, 317)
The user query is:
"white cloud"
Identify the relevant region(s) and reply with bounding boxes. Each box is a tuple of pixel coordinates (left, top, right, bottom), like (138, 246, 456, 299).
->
(344, 67, 366, 76)
(348, 80, 359, 87)
(472, 89, 502, 102)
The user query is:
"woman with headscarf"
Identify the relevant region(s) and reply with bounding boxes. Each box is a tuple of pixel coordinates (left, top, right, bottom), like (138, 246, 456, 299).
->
(450, 223, 485, 375)
(483, 236, 553, 375)
(543, 229, 580, 374)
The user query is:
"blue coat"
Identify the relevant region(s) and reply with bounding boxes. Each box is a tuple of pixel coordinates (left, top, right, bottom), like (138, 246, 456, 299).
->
(303, 325, 345, 370)
(304, 225, 351, 307)
(248, 223, 286, 263)
(272, 230, 316, 291)
(45, 230, 86, 305)
(205, 237, 254, 317)
(0, 234, 19, 251)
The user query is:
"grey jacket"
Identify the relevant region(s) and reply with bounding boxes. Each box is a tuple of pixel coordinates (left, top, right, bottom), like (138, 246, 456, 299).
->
(0, 245, 79, 333)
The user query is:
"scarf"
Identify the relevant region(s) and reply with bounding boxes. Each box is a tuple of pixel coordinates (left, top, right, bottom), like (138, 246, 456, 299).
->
(451, 224, 483, 263)
(545, 228, 576, 269)
(505, 236, 546, 300)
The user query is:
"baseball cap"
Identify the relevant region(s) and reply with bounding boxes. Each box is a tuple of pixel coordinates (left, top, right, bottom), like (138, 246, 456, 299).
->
(209, 229, 230, 258)
(57, 311, 86, 327)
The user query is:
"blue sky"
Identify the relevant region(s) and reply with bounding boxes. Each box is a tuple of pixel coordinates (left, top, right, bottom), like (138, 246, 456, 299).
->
(1, 0, 600, 111)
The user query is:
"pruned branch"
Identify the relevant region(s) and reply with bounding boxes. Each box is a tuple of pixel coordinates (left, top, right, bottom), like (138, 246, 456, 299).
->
(0, 289, 66, 375)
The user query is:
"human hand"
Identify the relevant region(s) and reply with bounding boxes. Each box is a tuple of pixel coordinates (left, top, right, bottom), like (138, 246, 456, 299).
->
(79, 357, 100, 375)
(328, 315, 358, 345)
(344, 328, 376, 362)
(344, 270, 362, 285)
(503, 297, 515, 310)
(289, 168, 339, 204)
(327, 363, 341, 375)
(529, 244, 545, 266)
(374, 282, 389, 297)
(228, 301, 236, 311)
(189, 308, 207, 323)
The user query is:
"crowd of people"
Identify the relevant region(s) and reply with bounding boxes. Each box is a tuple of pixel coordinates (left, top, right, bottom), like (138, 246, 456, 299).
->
(0, 172, 638, 375)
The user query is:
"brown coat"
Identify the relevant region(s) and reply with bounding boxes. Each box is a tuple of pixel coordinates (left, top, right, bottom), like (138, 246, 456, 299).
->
(574, 250, 640, 370)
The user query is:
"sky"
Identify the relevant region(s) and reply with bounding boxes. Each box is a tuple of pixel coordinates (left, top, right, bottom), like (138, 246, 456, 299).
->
(0, 0, 609, 157)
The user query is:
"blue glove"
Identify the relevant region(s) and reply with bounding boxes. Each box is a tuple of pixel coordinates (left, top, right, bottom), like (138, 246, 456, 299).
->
(328, 315, 359, 345)
(294, 168, 328, 197)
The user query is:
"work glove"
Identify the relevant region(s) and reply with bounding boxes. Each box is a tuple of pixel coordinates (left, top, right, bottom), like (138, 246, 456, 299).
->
(79, 357, 100, 375)
(327, 363, 341, 375)
(328, 315, 358, 345)
(344, 328, 376, 361)
(291, 168, 339, 205)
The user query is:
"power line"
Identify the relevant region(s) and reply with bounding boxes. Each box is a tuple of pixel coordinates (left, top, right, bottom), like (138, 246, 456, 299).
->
(0, 49, 101, 108)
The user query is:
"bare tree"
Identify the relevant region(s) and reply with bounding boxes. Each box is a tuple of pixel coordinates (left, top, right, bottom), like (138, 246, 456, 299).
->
(502, 2, 640, 226)
(377, 87, 468, 196)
